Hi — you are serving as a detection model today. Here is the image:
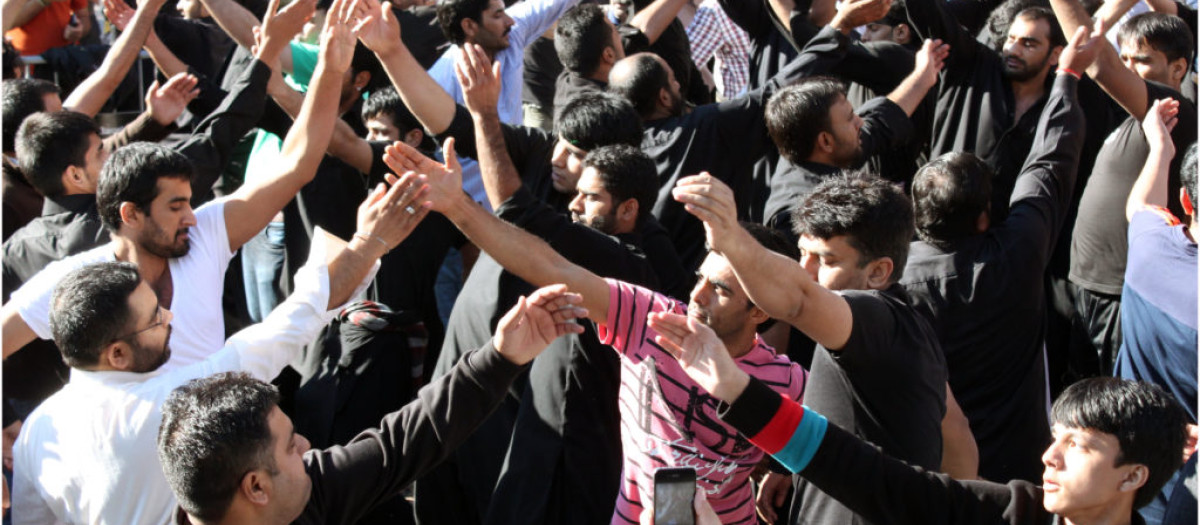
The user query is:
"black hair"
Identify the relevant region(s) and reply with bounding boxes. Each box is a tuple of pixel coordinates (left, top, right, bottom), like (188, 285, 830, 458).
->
(791, 175, 915, 282)
(3, 77, 59, 153)
(351, 42, 387, 93)
(1014, 6, 1067, 48)
(555, 4, 615, 75)
(361, 86, 434, 150)
(49, 262, 142, 368)
(555, 90, 644, 151)
(582, 144, 657, 222)
(2, 40, 21, 80)
(881, 0, 909, 26)
(607, 53, 671, 119)
(912, 152, 993, 247)
(436, 0, 491, 45)
(765, 77, 846, 164)
(1117, 12, 1194, 66)
(1050, 377, 1189, 509)
(979, 0, 1048, 51)
(1182, 143, 1197, 207)
(158, 372, 281, 522)
(14, 111, 99, 198)
(97, 143, 193, 233)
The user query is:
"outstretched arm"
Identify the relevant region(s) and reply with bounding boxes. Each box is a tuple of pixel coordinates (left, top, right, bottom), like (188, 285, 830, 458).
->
(199, 0, 311, 72)
(63, 0, 167, 116)
(220, 0, 348, 251)
(384, 140, 615, 324)
(673, 174, 854, 349)
(1049, 0, 1150, 119)
(356, 0, 456, 134)
(940, 385, 979, 480)
(885, 38, 948, 116)
(1126, 98, 1180, 220)
(457, 43, 523, 208)
(630, 0, 691, 44)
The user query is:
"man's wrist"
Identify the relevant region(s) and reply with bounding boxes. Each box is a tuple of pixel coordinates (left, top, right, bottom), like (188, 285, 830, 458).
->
(348, 234, 388, 261)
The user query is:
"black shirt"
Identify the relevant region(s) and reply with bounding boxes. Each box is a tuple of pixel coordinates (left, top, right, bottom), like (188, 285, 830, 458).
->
(901, 74, 1084, 484)
(793, 284, 947, 525)
(522, 35, 563, 110)
(906, 0, 1051, 220)
(1070, 80, 1197, 295)
(552, 70, 606, 115)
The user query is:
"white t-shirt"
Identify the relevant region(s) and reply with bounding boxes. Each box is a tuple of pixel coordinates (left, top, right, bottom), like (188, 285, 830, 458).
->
(9, 199, 234, 369)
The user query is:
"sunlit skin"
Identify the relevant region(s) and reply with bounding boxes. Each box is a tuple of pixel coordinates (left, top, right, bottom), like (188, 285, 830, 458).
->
(549, 139, 589, 193)
(1041, 423, 1144, 524)
(265, 406, 315, 523)
(1001, 17, 1057, 82)
(1118, 38, 1185, 89)
(798, 234, 873, 291)
(135, 178, 198, 258)
(568, 167, 619, 234)
(467, 0, 515, 55)
(687, 253, 766, 356)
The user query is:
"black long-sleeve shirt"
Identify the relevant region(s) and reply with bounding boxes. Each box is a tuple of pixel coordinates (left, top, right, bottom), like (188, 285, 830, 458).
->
(901, 74, 1085, 484)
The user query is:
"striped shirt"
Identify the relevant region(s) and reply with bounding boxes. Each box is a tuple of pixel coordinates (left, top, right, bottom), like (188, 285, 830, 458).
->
(599, 279, 807, 524)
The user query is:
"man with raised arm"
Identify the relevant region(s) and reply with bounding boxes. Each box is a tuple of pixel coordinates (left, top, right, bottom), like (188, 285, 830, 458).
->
(647, 309, 1190, 525)
(0, 0, 353, 363)
(673, 171, 976, 524)
(11, 148, 432, 523)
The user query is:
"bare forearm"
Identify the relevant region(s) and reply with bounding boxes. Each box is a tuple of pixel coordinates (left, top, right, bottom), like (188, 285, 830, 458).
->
(378, 47, 455, 134)
(4, 0, 45, 32)
(326, 237, 386, 308)
(472, 111, 523, 209)
(143, 31, 188, 78)
(1094, 0, 1140, 30)
(887, 73, 936, 117)
(64, 0, 162, 116)
(629, 0, 689, 44)
(1126, 144, 1174, 220)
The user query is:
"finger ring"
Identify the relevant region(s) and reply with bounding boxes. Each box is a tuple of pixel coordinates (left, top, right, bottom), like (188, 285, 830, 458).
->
(405, 205, 416, 215)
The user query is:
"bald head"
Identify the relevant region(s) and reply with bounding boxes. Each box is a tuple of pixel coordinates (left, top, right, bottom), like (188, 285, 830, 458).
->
(608, 53, 681, 120)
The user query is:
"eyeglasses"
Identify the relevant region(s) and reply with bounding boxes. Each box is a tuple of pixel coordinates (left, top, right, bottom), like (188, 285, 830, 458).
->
(114, 304, 166, 342)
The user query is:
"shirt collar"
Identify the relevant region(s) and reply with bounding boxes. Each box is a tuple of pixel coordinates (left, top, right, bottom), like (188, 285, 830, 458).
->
(43, 193, 98, 216)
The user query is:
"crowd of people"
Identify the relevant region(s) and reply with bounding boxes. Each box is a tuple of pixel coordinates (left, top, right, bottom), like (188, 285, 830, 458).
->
(0, 0, 1195, 520)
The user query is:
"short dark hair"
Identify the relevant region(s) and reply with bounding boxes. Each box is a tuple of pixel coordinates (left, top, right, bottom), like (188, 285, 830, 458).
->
(2, 40, 22, 80)
(14, 111, 99, 198)
(582, 144, 657, 221)
(765, 77, 846, 163)
(555, 91, 644, 151)
(881, 0, 908, 26)
(1050, 377, 1189, 509)
(49, 262, 142, 368)
(1182, 143, 1197, 206)
(158, 372, 281, 522)
(791, 175, 915, 282)
(555, 4, 615, 75)
(607, 54, 671, 119)
(1117, 12, 1194, 66)
(980, 0, 1050, 51)
(1014, 6, 1067, 48)
(912, 152, 993, 247)
(3, 77, 60, 153)
(97, 143, 193, 233)
(351, 42, 387, 93)
(361, 86, 432, 150)
(436, 0, 490, 45)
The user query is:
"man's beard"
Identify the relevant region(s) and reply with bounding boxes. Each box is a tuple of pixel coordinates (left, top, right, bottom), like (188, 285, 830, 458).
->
(140, 227, 190, 258)
(130, 326, 172, 373)
(1002, 53, 1048, 82)
(572, 211, 617, 235)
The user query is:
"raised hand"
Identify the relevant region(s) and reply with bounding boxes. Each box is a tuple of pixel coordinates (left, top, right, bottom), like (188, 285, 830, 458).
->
(103, 0, 134, 31)
(672, 173, 740, 254)
(455, 43, 502, 117)
(646, 311, 749, 403)
(1141, 97, 1179, 157)
(145, 72, 201, 125)
(256, 0, 317, 64)
(384, 137, 466, 213)
(830, 0, 892, 33)
(1057, 21, 1105, 76)
(913, 38, 949, 87)
(493, 284, 588, 365)
(355, 171, 432, 256)
(353, 0, 402, 54)
(320, 0, 361, 74)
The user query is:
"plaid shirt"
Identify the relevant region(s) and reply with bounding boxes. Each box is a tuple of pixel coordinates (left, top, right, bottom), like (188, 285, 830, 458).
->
(686, 0, 752, 98)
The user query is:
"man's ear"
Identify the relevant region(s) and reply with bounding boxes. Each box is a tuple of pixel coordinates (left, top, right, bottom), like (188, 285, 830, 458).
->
(352, 70, 370, 92)
(1168, 57, 1188, 87)
(656, 87, 673, 111)
(601, 45, 617, 66)
(1048, 45, 1063, 68)
(242, 469, 272, 507)
(748, 304, 770, 326)
(865, 256, 895, 289)
(1119, 464, 1149, 493)
(893, 24, 911, 45)
(460, 18, 479, 41)
(403, 128, 425, 149)
(101, 341, 133, 371)
(617, 197, 638, 223)
(62, 165, 88, 194)
(118, 201, 144, 229)
(816, 131, 835, 154)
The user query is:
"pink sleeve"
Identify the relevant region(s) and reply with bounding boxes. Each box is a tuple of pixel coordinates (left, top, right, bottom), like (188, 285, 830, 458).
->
(597, 279, 680, 355)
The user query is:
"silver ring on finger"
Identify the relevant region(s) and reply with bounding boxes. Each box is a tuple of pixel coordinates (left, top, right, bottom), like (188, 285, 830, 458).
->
(405, 205, 416, 215)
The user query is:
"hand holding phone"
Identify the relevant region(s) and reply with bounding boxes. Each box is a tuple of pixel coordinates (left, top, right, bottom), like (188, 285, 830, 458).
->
(654, 467, 696, 525)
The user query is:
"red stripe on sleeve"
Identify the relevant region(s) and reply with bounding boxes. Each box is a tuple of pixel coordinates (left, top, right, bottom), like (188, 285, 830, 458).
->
(750, 393, 805, 453)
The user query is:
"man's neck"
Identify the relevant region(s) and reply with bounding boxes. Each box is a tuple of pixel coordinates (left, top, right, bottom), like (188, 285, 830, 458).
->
(111, 237, 169, 286)
(1061, 504, 1135, 525)
(725, 331, 758, 359)
(1009, 72, 1048, 121)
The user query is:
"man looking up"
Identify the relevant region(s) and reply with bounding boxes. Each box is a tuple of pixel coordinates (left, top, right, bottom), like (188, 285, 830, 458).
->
(900, 23, 1091, 484)
(157, 284, 588, 525)
(673, 174, 976, 525)
(395, 139, 807, 524)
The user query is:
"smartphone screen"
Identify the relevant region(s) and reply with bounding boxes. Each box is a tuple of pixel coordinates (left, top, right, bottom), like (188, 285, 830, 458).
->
(653, 467, 696, 525)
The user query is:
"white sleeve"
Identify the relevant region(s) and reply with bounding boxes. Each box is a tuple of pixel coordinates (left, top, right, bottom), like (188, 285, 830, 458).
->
(12, 436, 67, 525)
(428, 49, 465, 104)
(184, 229, 379, 382)
(196, 198, 236, 270)
(505, 0, 582, 50)
(10, 250, 109, 340)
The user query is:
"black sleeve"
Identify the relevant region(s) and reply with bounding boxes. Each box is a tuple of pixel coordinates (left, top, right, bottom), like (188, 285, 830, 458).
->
(435, 105, 557, 178)
(904, 0, 982, 68)
(718, 0, 774, 41)
(174, 59, 271, 205)
(941, 0, 1004, 37)
(827, 291, 896, 359)
(100, 110, 173, 152)
(1176, 1, 1197, 44)
(838, 41, 915, 95)
(303, 344, 525, 523)
(1001, 73, 1085, 264)
(855, 96, 916, 163)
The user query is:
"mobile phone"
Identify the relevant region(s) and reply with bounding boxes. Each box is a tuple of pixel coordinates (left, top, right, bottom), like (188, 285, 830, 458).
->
(653, 467, 696, 525)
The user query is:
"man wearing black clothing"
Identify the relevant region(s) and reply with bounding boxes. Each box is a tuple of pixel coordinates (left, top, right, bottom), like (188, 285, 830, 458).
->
(1050, 2, 1198, 376)
(158, 285, 591, 525)
(901, 50, 1088, 483)
(905, 0, 1066, 220)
